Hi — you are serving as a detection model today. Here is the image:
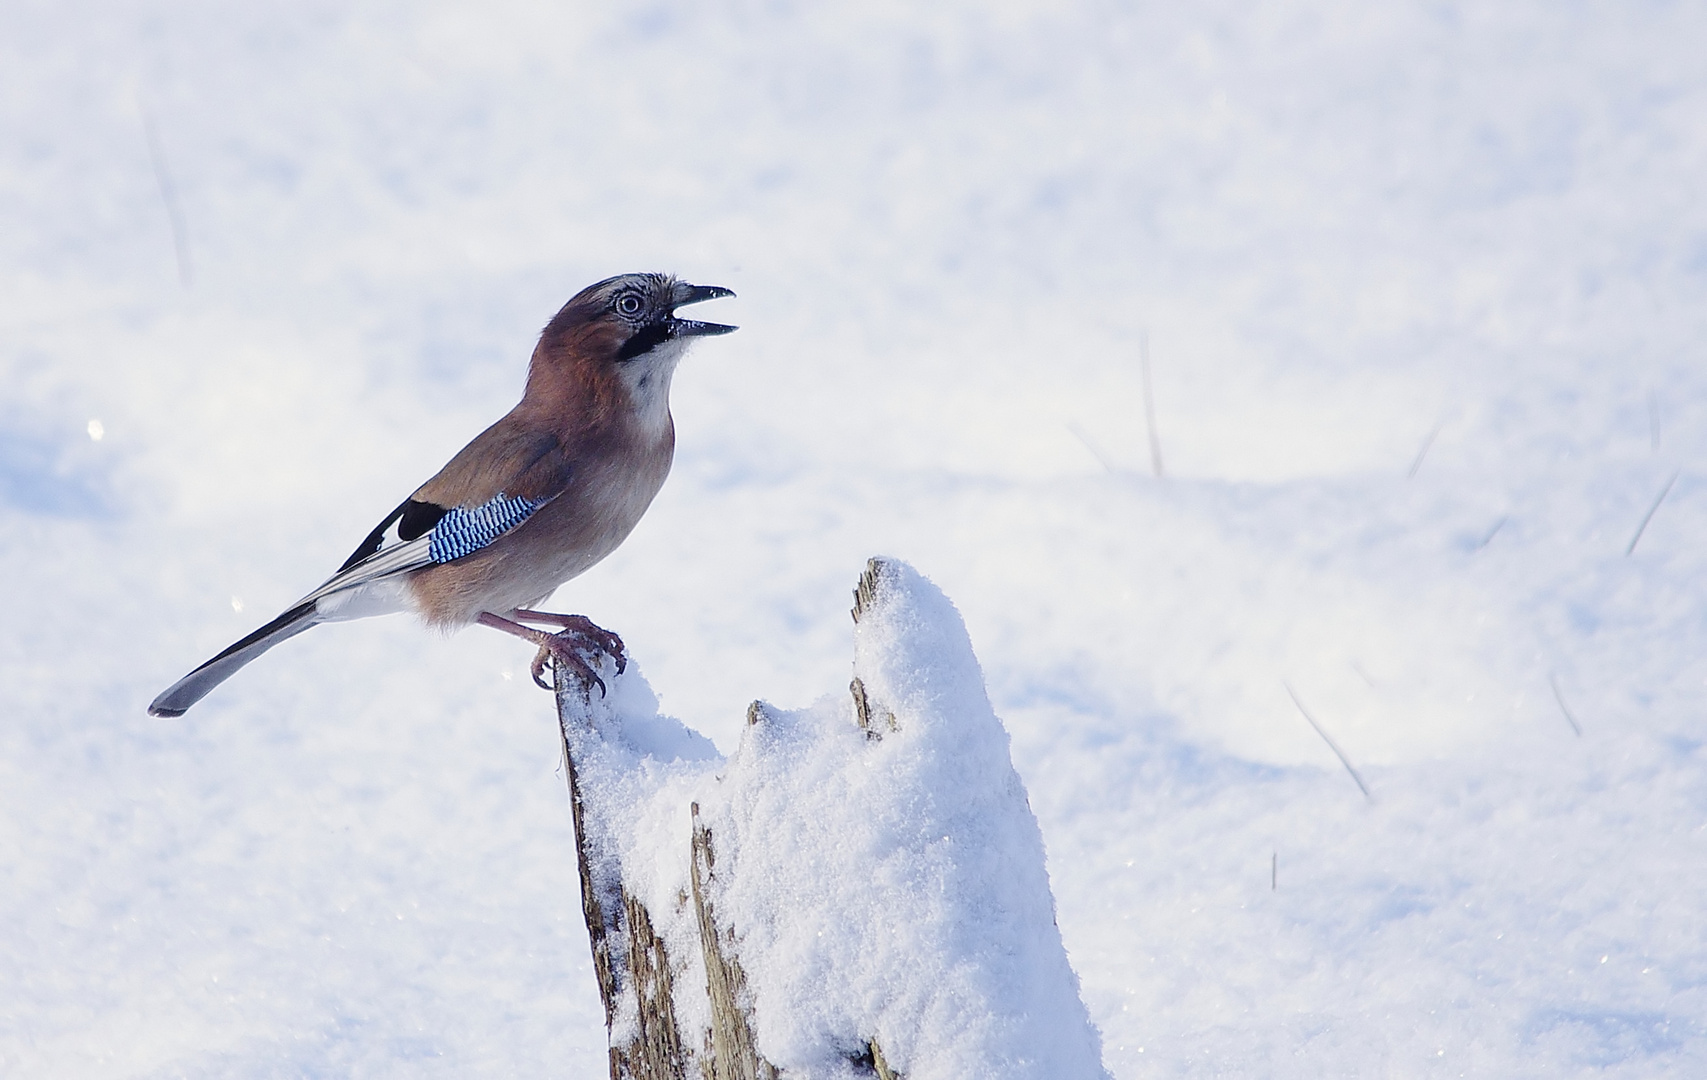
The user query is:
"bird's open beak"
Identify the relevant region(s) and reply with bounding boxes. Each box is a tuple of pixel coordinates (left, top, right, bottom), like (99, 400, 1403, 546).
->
(670, 282, 737, 338)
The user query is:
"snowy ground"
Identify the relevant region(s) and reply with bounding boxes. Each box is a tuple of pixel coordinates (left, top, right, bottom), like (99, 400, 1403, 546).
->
(4, 1, 1707, 1076)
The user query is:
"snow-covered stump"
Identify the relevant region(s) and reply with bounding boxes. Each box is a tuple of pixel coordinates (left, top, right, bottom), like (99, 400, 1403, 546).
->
(553, 558, 1109, 1080)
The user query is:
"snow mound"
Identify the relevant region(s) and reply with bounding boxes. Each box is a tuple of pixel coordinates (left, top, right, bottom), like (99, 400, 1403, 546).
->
(568, 558, 1108, 1079)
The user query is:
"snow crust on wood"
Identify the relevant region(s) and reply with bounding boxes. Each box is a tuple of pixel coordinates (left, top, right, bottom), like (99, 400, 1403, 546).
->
(566, 559, 1107, 1079)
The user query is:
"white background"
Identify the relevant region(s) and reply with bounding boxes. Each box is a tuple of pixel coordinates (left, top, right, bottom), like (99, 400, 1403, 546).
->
(3, 1, 1705, 1075)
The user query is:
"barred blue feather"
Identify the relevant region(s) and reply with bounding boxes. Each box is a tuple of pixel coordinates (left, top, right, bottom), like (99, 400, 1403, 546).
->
(428, 493, 548, 563)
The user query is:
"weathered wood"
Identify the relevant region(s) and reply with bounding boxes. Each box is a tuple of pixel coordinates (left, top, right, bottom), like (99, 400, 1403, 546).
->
(870, 1040, 900, 1080)
(849, 676, 896, 738)
(551, 566, 924, 1079)
(850, 559, 899, 740)
(850, 676, 873, 734)
(556, 689, 619, 1024)
(615, 889, 687, 1080)
(557, 662, 688, 1080)
(691, 803, 779, 1080)
(850, 557, 889, 625)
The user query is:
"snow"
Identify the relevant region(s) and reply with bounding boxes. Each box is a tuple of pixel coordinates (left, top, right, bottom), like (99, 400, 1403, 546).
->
(567, 558, 1105, 1078)
(5, 0, 1707, 1076)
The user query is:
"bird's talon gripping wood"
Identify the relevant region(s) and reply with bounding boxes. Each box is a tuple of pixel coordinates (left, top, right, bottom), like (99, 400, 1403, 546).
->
(525, 626, 614, 698)
(512, 610, 628, 674)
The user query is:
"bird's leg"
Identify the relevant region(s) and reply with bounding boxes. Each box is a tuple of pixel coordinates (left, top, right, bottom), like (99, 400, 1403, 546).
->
(507, 609, 627, 674)
(476, 611, 614, 696)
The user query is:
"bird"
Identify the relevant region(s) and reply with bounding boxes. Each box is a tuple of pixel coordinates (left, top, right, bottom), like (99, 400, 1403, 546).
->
(148, 272, 736, 717)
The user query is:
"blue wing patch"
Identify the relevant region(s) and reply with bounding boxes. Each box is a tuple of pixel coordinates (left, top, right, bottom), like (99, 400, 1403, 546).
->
(427, 493, 548, 563)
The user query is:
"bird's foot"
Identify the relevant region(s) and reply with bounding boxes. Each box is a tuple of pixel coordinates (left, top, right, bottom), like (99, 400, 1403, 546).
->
(531, 637, 601, 695)
(476, 611, 626, 697)
(511, 610, 627, 676)
(525, 621, 626, 696)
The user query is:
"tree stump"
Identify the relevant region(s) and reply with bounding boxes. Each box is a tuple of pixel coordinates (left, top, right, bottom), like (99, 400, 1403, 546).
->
(556, 662, 782, 1080)
(549, 558, 1106, 1079)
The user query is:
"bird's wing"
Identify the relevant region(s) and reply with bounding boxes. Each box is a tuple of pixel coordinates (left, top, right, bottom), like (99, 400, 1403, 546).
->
(307, 424, 573, 605)
(303, 490, 555, 605)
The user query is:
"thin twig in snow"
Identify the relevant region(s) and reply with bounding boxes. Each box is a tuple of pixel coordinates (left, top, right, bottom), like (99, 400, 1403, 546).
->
(1549, 673, 1583, 737)
(1473, 516, 1508, 551)
(1065, 422, 1119, 474)
(1407, 425, 1440, 479)
(1140, 330, 1164, 478)
(141, 105, 192, 287)
(1284, 682, 1373, 803)
(1626, 469, 1681, 556)
(1271, 851, 1277, 891)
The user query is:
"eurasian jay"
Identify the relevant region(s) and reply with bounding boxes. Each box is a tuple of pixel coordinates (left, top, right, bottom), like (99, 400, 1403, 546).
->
(149, 273, 736, 717)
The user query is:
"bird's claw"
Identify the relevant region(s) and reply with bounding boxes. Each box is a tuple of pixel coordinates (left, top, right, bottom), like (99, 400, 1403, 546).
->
(554, 615, 627, 675)
(530, 621, 625, 697)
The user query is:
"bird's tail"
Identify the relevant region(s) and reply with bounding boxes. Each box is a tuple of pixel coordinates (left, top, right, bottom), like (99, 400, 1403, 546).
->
(148, 602, 322, 717)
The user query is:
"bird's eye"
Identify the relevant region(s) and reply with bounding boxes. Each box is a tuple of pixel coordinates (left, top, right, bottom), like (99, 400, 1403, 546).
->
(615, 293, 645, 317)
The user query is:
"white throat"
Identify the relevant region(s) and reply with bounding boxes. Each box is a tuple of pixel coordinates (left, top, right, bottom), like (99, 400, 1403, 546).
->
(618, 337, 687, 440)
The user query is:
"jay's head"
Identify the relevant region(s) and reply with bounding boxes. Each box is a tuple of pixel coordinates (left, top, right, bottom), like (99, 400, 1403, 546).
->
(540, 273, 736, 371)
(529, 273, 735, 427)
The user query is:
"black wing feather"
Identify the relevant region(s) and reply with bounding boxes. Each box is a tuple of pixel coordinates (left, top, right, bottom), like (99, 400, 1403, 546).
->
(339, 498, 449, 573)
(399, 499, 449, 541)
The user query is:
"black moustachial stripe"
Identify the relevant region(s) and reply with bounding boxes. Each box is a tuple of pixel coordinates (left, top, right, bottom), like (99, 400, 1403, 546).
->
(616, 320, 672, 361)
(339, 498, 450, 573)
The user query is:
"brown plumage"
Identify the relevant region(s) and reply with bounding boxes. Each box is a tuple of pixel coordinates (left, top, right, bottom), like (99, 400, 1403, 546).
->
(148, 273, 736, 717)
